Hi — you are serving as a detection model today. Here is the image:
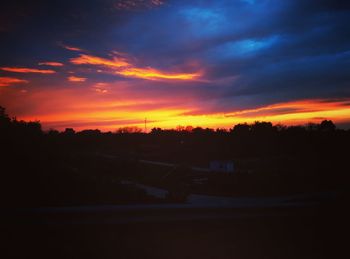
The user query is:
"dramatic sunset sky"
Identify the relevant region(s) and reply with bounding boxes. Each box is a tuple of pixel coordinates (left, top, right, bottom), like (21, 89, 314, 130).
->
(1, 0, 350, 131)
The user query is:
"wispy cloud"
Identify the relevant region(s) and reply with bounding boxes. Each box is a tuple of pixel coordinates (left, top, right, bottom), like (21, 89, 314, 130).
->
(0, 77, 28, 87)
(1, 67, 56, 74)
(70, 53, 201, 80)
(224, 99, 350, 118)
(68, 76, 86, 82)
(93, 83, 108, 93)
(38, 62, 64, 67)
(70, 54, 129, 68)
(63, 45, 84, 52)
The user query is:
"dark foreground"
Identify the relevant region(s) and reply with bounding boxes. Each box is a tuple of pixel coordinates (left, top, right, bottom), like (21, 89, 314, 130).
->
(2, 202, 346, 259)
(1, 108, 348, 258)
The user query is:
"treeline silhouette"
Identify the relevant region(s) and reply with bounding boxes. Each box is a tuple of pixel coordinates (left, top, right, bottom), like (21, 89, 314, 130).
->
(1, 106, 349, 207)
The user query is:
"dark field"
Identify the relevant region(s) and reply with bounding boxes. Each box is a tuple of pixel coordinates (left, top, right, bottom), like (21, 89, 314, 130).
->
(3, 204, 346, 259)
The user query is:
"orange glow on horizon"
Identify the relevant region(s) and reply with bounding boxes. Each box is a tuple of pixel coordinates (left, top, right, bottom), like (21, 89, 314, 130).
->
(1, 67, 56, 74)
(15, 97, 350, 131)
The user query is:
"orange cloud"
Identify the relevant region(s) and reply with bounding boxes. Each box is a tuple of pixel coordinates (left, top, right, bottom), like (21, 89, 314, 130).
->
(1, 67, 56, 74)
(225, 99, 350, 118)
(95, 88, 108, 93)
(0, 77, 28, 87)
(117, 67, 201, 80)
(93, 83, 108, 93)
(39, 62, 64, 67)
(70, 53, 201, 81)
(70, 54, 130, 68)
(68, 76, 86, 82)
(63, 45, 84, 52)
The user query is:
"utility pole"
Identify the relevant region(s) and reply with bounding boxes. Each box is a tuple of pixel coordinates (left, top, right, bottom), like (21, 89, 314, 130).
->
(144, 117, 147, 133)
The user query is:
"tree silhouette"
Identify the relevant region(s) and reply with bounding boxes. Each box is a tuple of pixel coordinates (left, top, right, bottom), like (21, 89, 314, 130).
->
(0, 106, 11, 129)
(319, 120, 336, 131)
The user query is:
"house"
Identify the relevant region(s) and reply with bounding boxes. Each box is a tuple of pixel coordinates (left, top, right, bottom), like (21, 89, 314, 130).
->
(209, 160, 234, 173)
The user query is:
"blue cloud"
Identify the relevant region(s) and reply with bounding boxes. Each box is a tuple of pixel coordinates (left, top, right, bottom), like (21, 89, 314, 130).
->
(208, 36, 280, 60)
(179, 7, 227, 37)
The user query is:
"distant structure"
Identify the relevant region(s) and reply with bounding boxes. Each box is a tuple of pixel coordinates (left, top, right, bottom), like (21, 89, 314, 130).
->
(144, 118, 147, 133)
(209, 160, 234, 173)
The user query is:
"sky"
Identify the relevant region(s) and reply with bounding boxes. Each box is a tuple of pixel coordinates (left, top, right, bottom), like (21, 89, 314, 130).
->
(0, 0, 350, 131)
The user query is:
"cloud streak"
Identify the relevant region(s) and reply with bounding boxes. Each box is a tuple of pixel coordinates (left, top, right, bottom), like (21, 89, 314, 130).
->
(0, 77, 28, 87)
(224, 99, 350, 119)
(1, 67, 56, 74)
(63, 45, 84, 52)
(117, 67, 201, 80)
(38, 62, 64, 67)
(70, 53, 201, 80)
(70, 54, 129, 68)
(68, 76, 87, 82)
